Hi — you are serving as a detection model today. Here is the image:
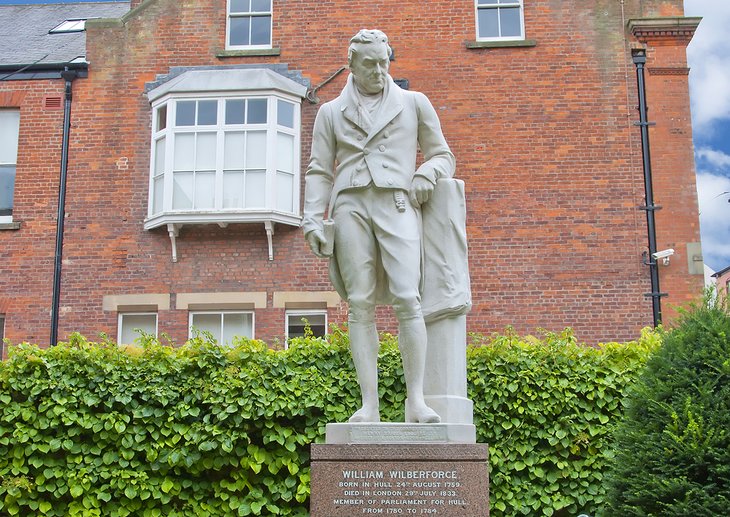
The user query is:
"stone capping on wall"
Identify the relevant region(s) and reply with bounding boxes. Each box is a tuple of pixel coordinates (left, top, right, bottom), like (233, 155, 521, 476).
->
(102, 294, 171, 312)
(628, 17, 702, 45)
(175, 292, 267, 311)
(272, 291, 342, 309)
(465, 39, 537, 49)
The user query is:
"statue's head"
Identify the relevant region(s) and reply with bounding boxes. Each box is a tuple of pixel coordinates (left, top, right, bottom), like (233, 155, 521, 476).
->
(348, 29, 391, 95)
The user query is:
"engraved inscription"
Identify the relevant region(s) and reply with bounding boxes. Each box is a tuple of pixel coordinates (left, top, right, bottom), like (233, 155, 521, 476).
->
(350, 426, 446, 442)
(332, 469, 470, 514)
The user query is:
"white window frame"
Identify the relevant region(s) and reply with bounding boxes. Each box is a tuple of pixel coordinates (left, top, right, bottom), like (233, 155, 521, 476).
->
(49, 19, 94, 34)
(285, 310, 327, 345)
(226, 0, 273, 50)
(0, 109, 20, 224)
(475, 0, 525, 42)
(146, 92, 302, 230)
(189, 310, 255, 345)
(117, 312, 158, 345)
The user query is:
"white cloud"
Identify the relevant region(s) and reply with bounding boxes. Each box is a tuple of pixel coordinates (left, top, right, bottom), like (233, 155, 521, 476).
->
(685, 0, 730, 135)
(696, 171, 730, 270)
(696, 147, 730, 169)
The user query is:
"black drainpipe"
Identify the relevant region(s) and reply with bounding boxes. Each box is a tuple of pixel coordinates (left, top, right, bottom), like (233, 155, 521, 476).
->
(50, 67, 78, 346)
(632, 49, 664, 327)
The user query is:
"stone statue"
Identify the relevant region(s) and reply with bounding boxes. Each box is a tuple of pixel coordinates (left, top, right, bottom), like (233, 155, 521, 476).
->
(303, 29, 465, 424)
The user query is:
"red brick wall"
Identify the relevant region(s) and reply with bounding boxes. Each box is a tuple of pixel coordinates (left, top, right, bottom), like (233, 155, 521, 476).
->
(2, 0, 703, 347)
(0, 83, 66, 347)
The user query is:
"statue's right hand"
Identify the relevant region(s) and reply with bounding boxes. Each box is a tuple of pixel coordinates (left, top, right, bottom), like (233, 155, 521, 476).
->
(306, 229, 328, 258)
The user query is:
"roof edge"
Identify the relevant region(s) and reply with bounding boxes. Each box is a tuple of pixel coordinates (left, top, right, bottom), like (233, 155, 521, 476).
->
(86, 0, 157, 30)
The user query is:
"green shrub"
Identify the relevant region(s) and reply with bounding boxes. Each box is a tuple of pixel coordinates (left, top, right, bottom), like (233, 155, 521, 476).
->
(603, 299, 730, 516)
(0, 327, 657, 516)
(469, 328, 658, 516)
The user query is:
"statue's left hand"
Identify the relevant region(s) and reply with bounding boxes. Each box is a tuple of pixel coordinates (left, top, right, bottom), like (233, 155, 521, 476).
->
(409, 176, 435, 206)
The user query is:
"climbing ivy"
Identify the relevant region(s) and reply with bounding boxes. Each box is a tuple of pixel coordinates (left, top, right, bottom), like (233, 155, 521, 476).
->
(0, 327, 658, 516)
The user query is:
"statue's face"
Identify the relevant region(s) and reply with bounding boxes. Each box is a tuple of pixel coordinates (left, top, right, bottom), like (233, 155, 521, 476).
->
(350, 43, 390, 95)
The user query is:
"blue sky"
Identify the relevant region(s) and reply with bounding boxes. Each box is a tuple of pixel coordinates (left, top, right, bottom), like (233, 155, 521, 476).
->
(685, 0, 730, 272)
(2, 0, 727, 270)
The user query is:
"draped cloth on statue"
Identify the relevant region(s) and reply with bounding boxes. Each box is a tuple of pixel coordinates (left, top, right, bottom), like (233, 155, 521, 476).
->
(421, 178, 472, 322)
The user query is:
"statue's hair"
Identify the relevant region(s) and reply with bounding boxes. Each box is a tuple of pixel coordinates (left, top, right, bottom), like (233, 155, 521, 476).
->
(348, 29, 392, 66)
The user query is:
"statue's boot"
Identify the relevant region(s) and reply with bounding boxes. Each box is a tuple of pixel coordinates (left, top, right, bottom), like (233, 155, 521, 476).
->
(399, 317, 441, 424)
(348, 320, 381, 423)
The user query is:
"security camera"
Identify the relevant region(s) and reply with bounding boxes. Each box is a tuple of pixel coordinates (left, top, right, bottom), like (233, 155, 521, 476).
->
(652, 249, 675, 260)
(652, 248, 675, 266)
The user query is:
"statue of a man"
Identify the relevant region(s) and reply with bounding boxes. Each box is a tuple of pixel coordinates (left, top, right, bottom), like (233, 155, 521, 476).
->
(303, 29, 455, 424)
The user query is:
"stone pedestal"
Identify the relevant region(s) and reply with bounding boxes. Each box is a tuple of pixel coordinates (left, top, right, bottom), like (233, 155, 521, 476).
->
(310, 444, 489, 516)
(422, 314, 473, 425)
(326, 422, 476, 444)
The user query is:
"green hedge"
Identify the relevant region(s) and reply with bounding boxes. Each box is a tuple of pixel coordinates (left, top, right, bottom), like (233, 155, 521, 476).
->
(0, 327, 658, 516)
(604, 299, 730, 515)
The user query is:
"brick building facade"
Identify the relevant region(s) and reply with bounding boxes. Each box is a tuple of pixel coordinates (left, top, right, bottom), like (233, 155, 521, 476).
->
(0, 0, 704, 350)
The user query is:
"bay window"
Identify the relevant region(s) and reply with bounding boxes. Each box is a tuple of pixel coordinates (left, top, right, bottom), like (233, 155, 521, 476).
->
(145, 68, 307, 260)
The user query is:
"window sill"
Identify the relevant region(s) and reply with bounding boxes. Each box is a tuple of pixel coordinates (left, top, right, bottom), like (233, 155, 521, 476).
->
(465, 39, 537, 49)
(0, 221, 21, 231)
(217, 48, 282, 58)
(144, 210, 302, 262)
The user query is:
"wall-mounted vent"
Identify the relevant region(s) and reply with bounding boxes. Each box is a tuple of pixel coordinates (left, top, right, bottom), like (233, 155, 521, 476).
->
(43, 96, 63, 110)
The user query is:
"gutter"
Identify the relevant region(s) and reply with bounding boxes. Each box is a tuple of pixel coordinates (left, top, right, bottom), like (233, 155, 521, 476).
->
(632, 49, 665, 327)
(50, 67, 78, 346)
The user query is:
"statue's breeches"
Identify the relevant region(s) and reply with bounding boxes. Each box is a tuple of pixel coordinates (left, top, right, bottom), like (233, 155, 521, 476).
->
(333, 186, 422, 322)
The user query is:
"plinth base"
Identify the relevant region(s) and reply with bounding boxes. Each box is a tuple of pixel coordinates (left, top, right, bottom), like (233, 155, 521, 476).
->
(326, 422, 476, 444)
(310, 443, 489, 516)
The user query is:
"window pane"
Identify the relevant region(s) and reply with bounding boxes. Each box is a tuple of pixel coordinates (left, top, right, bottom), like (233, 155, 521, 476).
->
(500, 7, 522, 37)
(154, 137, 165, 174)
(196, 132, 217, 171)
(251, 0, 271, 12)
(229, 17, 251, 46)
(174, 133, 195, 171)
(246, 131, 266, 168)
(222, 312, 252, 344)
(276, 171, 294, 213)
(176, 101, 196, 126)
(245, 170, 266, 208)
(191, 313, 221, 342)
(120, 314, 156, 345)
(153, 175, 164, 214)
(225, 99, 246, 124)
(250, 15, 271, 45)
(247, 99, 267, 124)
(277, 100, 294, 128)
(287, 312, 326, 339)
(0, 165, 15, 214)
(156, 104, 167, 131)
(197, 100, 217, 125)
(230, 0, 250, 13)
(173, 171, 193, 209)
(223, 171, 245, 209)
(478, 8, 499, 38)
(195, 172, 215, 209)
(224, 131, 245, 169)
(0, 109, 20, 163)
(276, 132, 294, 173)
